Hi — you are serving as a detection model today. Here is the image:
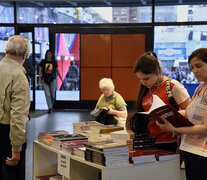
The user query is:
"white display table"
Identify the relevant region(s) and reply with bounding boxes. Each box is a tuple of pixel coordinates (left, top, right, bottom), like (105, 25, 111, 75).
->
(33, 141, 180, 180)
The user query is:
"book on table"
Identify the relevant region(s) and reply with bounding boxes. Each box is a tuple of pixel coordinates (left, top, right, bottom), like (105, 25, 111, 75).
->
(137, 95, 194, 128)
(84, 140, 128, 153)
(51, 134, 88, 150)
(38, 130, 69, 143)
(61, 140, 88, 154)
(73, 121, 101, 134)
(90, 125, 124, 134)
(129, 148, 179, 164)
(110, 130, 135, 139)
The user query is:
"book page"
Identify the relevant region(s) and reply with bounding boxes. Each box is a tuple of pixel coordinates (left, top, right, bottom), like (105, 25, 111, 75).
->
(139, 95, 166, 114)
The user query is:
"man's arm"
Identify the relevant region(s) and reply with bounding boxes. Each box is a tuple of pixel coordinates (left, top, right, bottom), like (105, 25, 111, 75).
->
(9, 74, 30, 166)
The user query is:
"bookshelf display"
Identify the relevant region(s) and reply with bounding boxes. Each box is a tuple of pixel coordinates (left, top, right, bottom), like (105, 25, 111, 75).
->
(33, 141, 180, 180)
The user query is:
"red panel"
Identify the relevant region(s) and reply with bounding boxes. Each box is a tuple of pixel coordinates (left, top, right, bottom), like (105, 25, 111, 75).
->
(112, 34, 145, 67)
(81, 68, 111, 100)
(112, 68, 141, 101)
(81, 34, 111, 67)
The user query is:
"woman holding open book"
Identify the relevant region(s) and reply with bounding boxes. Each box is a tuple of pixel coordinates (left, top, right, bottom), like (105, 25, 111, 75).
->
(133, 51, 191, 152)
(157, 48, 207, 180)
(95, 78, 128, 127)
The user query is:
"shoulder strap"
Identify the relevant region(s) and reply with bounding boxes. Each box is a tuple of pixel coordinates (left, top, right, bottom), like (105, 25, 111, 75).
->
(166, 78, 179, 110)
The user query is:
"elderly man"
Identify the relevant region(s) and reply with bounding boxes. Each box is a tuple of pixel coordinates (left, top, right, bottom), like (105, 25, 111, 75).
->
(0, 35, 30, 180)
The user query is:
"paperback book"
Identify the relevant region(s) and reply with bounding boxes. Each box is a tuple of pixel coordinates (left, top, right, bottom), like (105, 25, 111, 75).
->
(90, 125, 124, 134)
(51, 134, 88, 150)
(38, 130, 69, 144)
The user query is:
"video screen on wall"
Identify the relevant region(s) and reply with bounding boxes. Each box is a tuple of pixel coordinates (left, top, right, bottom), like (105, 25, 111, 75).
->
(55, 33, 80, 101)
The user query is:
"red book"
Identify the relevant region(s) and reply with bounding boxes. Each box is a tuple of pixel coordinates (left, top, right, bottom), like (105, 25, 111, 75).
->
(138, 95, 194, 128)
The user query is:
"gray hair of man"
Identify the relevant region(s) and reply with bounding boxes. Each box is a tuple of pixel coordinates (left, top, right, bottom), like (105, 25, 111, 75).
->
(99, 78, 115, 90)
(6, 35, 30, 58)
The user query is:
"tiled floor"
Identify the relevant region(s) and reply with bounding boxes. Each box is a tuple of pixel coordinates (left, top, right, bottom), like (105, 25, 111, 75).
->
(26, 110, 186, 180)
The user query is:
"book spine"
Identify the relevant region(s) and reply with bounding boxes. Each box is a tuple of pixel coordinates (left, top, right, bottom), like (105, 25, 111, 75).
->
(134, 130, 150, 138)
(133, 143, 156, 149)
(133, 137, 156, 144)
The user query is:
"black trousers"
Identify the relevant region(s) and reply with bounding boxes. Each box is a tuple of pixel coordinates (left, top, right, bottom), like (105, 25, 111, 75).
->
(0, 124, 26, 180)
(183, 151, 207, 180)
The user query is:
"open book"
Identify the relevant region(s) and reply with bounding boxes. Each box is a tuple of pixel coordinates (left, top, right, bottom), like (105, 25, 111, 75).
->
(138, 95, 194, 128)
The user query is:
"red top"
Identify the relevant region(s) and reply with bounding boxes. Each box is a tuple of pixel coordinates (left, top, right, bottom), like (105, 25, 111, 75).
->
(142, 79, 190, 143)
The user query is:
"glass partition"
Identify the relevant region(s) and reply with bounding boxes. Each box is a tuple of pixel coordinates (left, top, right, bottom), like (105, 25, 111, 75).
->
(0, 26, 14, 60)
(34, 27, 50, 110)
(155, 1, 207, 22)
(0, 2, 14, 23)
(16, 2, 152, 24)
(154, 25, 207, 96)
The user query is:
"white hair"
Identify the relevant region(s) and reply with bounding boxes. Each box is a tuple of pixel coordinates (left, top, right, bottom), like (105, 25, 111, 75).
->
(6, 35, 30, 57)
(99, 78, 115, 89)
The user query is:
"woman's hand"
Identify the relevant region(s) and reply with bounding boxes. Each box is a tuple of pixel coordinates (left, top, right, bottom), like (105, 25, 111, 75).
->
(156, 117, 174, 133)
(107, 108, 114, 115)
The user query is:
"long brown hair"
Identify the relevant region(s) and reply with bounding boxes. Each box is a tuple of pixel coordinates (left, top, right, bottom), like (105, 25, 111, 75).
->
(134, 51, 161, 112)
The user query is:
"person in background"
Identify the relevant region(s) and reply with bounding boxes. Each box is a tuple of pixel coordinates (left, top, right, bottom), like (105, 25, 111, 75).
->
(65, 60, 79, 91)
(23, 56, 34, 85)
(157, 48, 207, 180)
(95, 78, 128, 127)
(133, 51, 191, 152)
(38, 50, 64, 113)
(0, 35, 30, 180)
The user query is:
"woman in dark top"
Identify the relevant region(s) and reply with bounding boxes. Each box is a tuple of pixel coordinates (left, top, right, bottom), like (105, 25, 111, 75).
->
(38, 50, 64, 113)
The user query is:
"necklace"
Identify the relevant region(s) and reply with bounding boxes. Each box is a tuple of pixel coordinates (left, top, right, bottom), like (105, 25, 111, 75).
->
(149, 85, 160, 95)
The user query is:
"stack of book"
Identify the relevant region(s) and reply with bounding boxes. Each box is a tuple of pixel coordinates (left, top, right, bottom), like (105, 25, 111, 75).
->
(129, 148, 179, 164)
(36, 174, 61, 180)
(110, 130, 134, 149)
(73, 121, 102, 134)
(153, 149, 179, 161)
(89, 125, 124, 142)
(125, 113, 155, 149)
(61, 140, 88, 155)
(84, 141, 130, 167)
(38, 130, 69, 146)
(51, 134, 88, 150)
(133, 130, 156, 149)
(73, 147, 86, 159)
(129, 149, 156, 164)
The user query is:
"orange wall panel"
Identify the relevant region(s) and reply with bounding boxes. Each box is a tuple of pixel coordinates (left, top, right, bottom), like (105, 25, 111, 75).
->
(112, 34, 145, 67)
(81, 34, 111, 67)
(81, 68, 111, 100)
(112, 68, 141, 101)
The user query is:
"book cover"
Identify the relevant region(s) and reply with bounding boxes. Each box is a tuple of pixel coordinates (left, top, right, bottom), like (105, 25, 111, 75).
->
(38, 130, 69, 143)
(51, 134, 88, 150)
(110, 130, 135, 139)
(85, 141, 127, 153)
(138, 95, 194, 128)
(73, 121, 101, 134)
(90, 109, 109, 118)
(52, 134, 88, 141)
(90, 125, 124, 134)
(112, 138, 133, 146)
(38, 130, 69, 136)
(61, 140, 88, 149)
